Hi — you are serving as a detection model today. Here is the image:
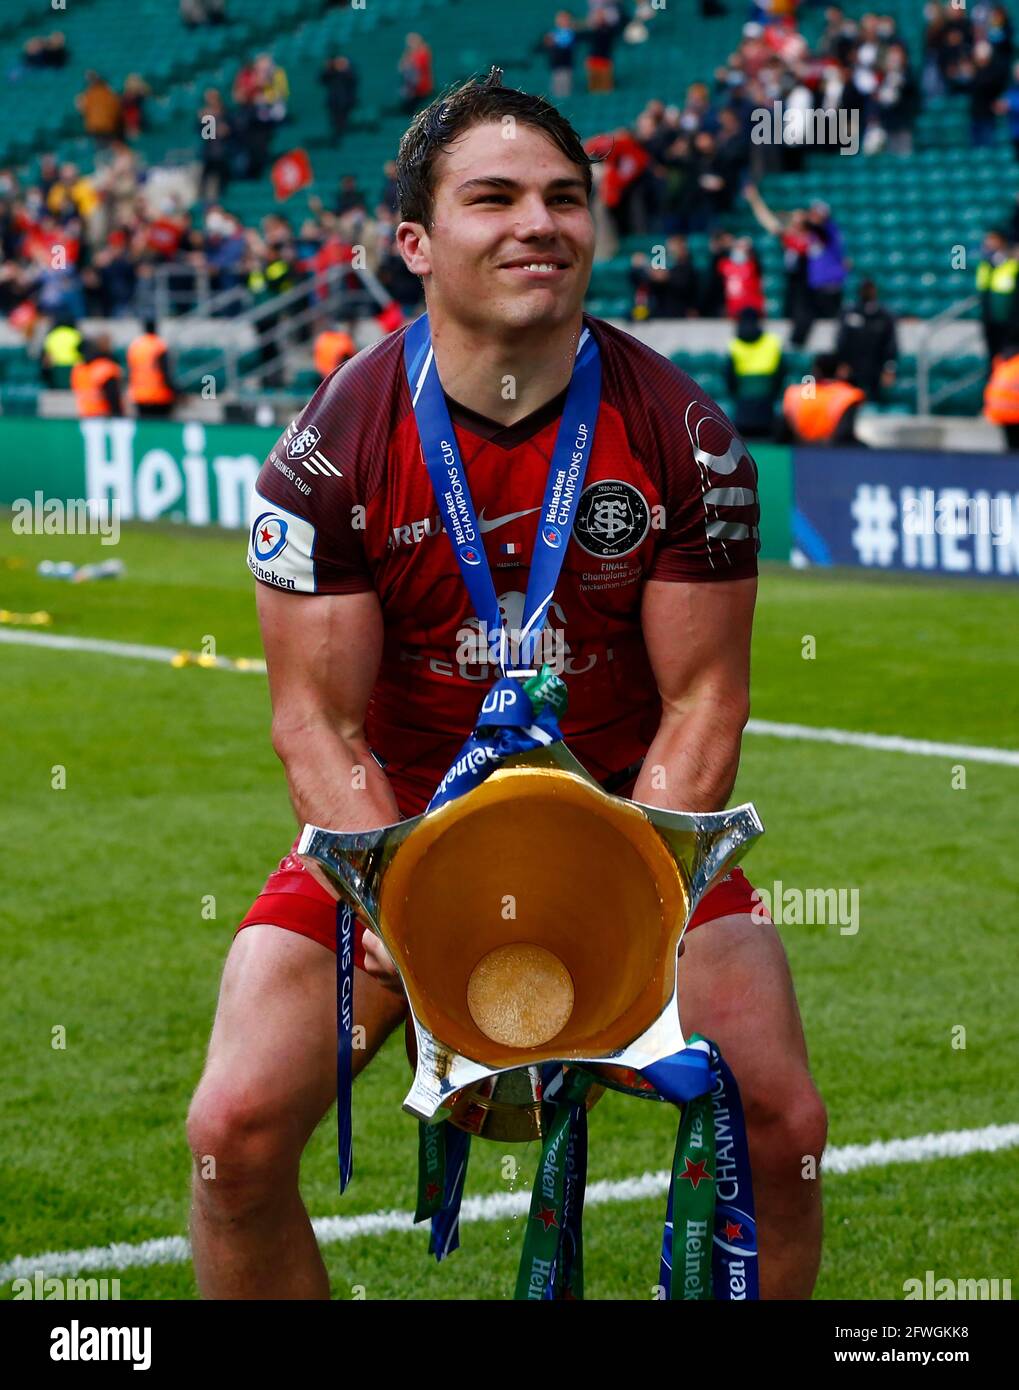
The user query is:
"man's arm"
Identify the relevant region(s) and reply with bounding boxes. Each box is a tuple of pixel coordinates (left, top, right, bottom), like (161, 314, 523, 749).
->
(257, 583, 401, 832)
(632, 576, 756, 812)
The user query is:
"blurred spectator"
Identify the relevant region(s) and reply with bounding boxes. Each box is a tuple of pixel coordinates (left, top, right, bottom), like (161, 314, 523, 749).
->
(23, 33, 69, 69)
(983, 341, 1019, 448)
(584, 128, 649, 237)
(253, 53, 289, 126)
(40, 315, 83, 387)
(320, 56, 358, 142)
(181, 0, 228, 24)
(718, 236, 765, 318)
(582, 8, 619, 92)
(76, 72, 123, 144)
(197, 90, 233, 202)
(985, 4, 1015, 64)
(247, 236, 298, 385)
(629, 236, 700, 319)
(121, 75, 151, 140)
(873, 42, 921, 155)
(726, 306, 784, 439)
(818, 7, 858, 65)
(128, 316, 176, 416)
(976, 228, 1019, 360)
(834, 279, 898, 399)
(802, 201, 847, 335)
(686, 131, 737, 230)
(336, 175, 367, 217)
(378, 159, 400, 216)
(313, 317, 356, 377)
(541, 11, 579, 100)
(377, 244, 424, 316)
(960, 39, 1010, 145)
(203, 205, 247, 296)
(46, 162, 101, 232)
(782, 352, 864, 444)
(998, 61, 1019, 159)
(85, 230, 139, 317)
(71, 335, 123, 417)
(701, 228, 735, 315)
(925, 0, 974, 93)
(399, 33, 434, 114)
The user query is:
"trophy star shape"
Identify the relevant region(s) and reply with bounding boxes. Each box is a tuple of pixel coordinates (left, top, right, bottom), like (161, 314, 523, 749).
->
(298, 740, 763, 1141)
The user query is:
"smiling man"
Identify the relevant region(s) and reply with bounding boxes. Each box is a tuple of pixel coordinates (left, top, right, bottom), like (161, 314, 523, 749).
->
(186, 69, 827, 1300)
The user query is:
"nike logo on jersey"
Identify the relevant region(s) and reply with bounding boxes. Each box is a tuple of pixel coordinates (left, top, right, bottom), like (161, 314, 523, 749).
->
(477, 505, 541, 533)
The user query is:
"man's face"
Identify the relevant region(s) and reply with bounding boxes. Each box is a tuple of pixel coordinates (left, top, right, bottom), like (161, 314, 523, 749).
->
(398, 121, 595, 336)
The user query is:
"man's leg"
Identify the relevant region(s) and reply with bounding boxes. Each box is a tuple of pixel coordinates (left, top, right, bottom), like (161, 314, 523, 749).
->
(186, 924, 406, 1299)
(677, 913, 828, 1299)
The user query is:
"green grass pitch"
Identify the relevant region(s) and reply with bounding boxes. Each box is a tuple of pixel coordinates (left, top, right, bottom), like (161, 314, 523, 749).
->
(1, 518, 1016, 1299)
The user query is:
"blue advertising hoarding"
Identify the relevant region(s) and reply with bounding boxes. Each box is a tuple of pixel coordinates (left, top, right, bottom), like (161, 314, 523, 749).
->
(793, 449, 1019, 580)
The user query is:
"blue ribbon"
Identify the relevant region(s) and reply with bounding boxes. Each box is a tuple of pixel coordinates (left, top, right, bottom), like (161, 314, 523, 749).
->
(335, 900, 355, 1192)
(403, 311, 600, 675)
(428, 1121, 472, 1262)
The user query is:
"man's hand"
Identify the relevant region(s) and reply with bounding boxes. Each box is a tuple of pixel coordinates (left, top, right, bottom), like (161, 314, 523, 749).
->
(361, 927, 404, 995)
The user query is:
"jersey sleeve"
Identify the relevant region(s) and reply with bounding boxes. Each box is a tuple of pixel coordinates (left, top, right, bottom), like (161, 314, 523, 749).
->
(646, 373, 761, 583)
(245, 374, 375, 596)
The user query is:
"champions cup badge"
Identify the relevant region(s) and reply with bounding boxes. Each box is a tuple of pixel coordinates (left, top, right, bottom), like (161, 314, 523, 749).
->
(251, 513, 289, 562)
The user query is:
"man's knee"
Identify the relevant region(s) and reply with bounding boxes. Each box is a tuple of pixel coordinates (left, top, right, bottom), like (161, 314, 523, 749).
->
(742, 1072, 828, 1184)
(186, 1075, 302, 1214)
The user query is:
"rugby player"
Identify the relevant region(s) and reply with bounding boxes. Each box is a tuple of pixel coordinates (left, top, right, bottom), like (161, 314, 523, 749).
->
(186, 71, 827, 1300)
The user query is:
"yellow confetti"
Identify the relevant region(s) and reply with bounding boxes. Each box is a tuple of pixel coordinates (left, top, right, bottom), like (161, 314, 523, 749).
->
(0, 609, 53, 626)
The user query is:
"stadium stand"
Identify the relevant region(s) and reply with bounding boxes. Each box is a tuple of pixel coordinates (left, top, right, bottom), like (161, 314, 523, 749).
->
(1, 0, 1016, 428)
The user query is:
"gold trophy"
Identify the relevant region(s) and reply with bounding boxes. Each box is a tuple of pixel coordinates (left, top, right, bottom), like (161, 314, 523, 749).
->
(299, 741, 762, 1141)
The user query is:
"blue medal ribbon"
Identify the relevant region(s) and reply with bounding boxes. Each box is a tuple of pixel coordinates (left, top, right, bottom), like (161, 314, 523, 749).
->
(402, 311, 602, 1252)
(335, 900, 355, 1191)
(403, 311, 600, 674)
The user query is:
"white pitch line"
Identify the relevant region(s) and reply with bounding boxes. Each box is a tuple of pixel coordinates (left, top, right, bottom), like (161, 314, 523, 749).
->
(3, 1122, 1017, 1283)
(2, 628, 1017, 766)
(746, 717, 1019, 768)
(0, 627, 266, 674)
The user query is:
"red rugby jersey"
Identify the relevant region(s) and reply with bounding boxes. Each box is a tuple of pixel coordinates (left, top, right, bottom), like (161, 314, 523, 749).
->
(247, 313, 760, 815)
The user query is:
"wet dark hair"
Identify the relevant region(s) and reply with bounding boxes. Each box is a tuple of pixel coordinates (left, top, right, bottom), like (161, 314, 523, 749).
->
(395, 66, 596, 231)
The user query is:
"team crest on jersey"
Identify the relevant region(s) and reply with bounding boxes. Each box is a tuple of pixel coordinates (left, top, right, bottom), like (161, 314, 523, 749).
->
(573, 479, 650, 558)
(287, 424, 321, 461)
(251, 512, 289, 562)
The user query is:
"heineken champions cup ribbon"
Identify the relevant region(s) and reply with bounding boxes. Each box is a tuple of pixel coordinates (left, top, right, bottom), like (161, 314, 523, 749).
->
(297, 312, 763, 1298)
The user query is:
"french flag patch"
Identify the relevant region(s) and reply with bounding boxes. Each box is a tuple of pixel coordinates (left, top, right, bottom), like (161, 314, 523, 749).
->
(500, 541, 520, 555)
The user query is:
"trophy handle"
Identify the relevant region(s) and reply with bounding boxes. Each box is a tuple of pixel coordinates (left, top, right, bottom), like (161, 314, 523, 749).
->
(636, 801, 765, 912)
(297, 817, 421, 931)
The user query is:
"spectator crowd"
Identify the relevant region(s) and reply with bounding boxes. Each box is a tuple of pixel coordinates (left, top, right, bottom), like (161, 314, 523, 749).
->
(1, 1, 1018, 420)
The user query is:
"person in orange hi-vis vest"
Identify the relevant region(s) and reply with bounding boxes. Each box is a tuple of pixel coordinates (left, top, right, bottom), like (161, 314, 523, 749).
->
(782, 352, 865, 446)
(312, 319, 356, 379)
(128, 317, 176, 417)
(984, 344, 1019, 450)
(70, 335, 124, 417)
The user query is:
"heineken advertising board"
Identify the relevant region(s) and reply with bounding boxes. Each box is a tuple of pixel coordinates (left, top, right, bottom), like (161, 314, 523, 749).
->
(0, 418, 793, 560)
